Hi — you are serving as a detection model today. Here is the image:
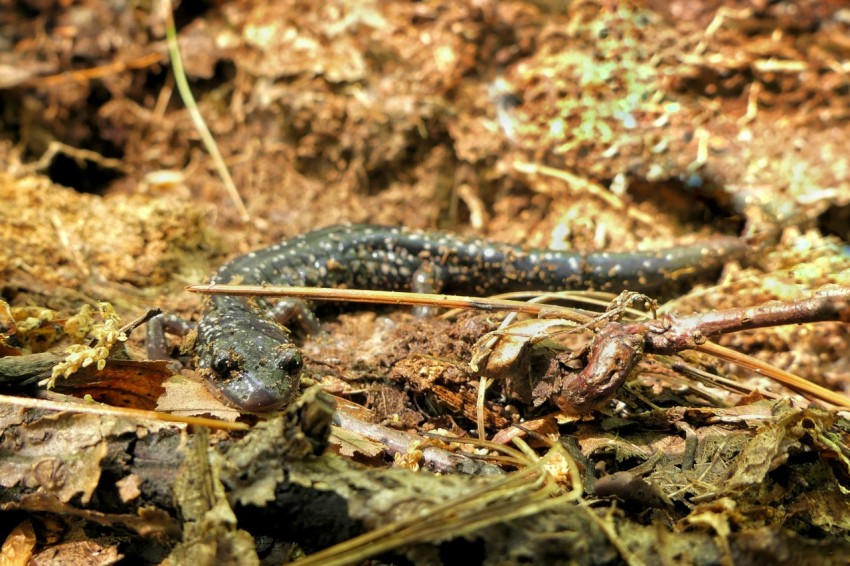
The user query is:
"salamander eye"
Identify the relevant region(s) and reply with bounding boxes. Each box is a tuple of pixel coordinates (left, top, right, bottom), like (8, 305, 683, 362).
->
(211, 354, 235, 377)
(275, 350, 303, 374)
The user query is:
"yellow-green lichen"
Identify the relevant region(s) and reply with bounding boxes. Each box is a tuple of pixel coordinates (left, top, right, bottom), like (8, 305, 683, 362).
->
(48, 303, 127, 386)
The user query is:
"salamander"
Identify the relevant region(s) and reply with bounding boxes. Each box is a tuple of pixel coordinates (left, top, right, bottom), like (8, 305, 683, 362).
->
(195, 224, 747, 412)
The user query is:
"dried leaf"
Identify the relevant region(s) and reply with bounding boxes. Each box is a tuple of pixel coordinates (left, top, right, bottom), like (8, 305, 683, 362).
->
(330, 425, 386, 458)
(470, 318, 576, 376)
(155, 375, 241, 422)
(723, 407, 809, 493)
(0, 411, 111, 505)
(49, 359, 171, 410)
(491, 414, 560, 445)
(0, 520, 36, 566)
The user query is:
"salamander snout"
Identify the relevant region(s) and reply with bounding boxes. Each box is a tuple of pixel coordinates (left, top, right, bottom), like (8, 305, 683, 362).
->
(201, 329, 303, 412)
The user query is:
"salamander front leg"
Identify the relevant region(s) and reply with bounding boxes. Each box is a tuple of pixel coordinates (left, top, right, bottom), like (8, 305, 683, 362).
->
(411, 263, 446, 318)
(267, 300, 323, 335)
(146, 313, 195, 360)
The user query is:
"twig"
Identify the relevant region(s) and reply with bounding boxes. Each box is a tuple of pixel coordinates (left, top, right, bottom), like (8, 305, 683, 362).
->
(22, 141, 130, 175)
(638, 287, 850, 353)
(697, 342, 850, 409)
(0, 393, 248, 431)
(187, 283, 594, 324)
(553, 287, 850, 412)
(24, 52, 162, 87)
(0, 352, 60, 385)
(115, 307, 163, 341)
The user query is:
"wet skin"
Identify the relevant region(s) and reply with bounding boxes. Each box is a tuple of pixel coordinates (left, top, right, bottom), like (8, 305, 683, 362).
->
(196, 225, 747, 411)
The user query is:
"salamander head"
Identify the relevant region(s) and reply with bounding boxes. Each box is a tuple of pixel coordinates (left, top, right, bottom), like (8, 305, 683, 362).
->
(197, 319, 303, 412)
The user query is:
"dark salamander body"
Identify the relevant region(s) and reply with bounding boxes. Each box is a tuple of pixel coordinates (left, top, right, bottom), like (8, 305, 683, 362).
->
(197, 224, 746, 411)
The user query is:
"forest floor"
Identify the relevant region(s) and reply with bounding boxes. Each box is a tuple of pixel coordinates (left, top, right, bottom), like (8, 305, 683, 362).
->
(1, 1, 850, 564)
